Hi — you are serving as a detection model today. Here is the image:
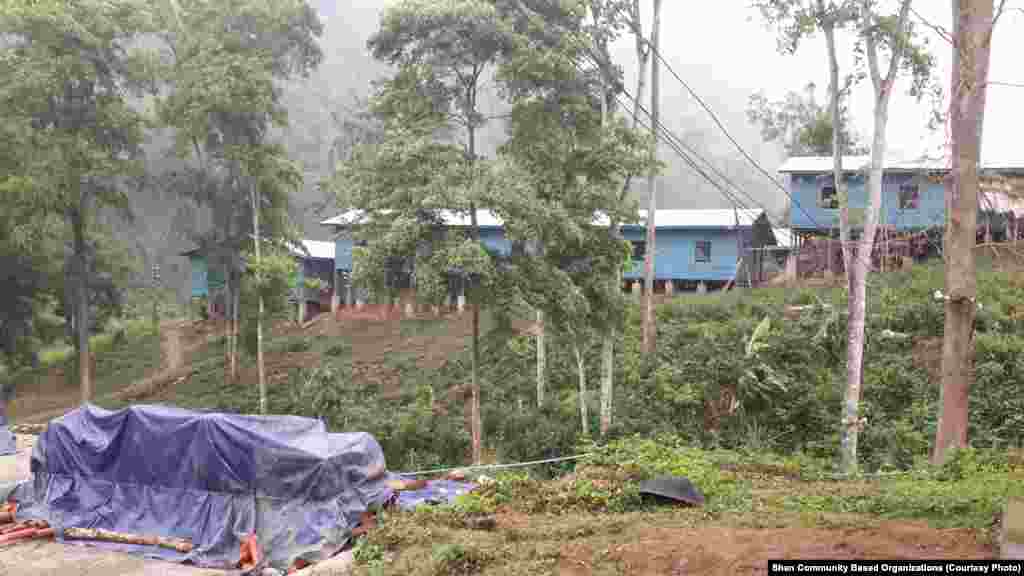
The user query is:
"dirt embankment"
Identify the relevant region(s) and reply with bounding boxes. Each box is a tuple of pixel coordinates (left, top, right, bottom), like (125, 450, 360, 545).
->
(558, 521, 992, 575)
(13, 320, 220, 424)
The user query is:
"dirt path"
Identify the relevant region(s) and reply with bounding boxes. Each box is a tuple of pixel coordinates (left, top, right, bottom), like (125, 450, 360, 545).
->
(14, 321, 208, 425)
(556, 522, 994, 575)
(163, 323, 184, 372)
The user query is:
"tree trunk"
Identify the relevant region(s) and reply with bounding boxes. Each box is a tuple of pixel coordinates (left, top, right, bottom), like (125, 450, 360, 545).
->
(821, 6, 852, 275)
(468, 113, 482, 465)
(600, 13, 649, 433)
(231, 281, 239, 381)
(841, 109, 890, 474)
(599, 328, 613, 435)
(574, 343, 590, 437)
(840, 0, 911, 474)
(641, 0, 662, 356)
(71, 208, 92, 404)
(933, 0, 993, 465)
(536, 309, 546, 407)
(598, 50, 612, 436)
(251, 181, 266, 415)
(223, 270, 230, 380)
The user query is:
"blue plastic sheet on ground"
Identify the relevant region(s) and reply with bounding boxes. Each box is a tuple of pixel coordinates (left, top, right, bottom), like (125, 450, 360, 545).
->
(393, 479, 477, 510)
(6, 404, 395, 570)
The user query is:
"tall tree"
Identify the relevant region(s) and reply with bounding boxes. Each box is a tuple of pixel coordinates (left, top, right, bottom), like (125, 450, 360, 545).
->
(493, 0, 653, 437)
(754, 0, 860, 279)
(758, 0, 937, 471)
(599, 0, 650, 435)
(0, 0, 156, 403)
(933, 0, 1002, 465)
(747, 82, 868, 156)
(366, 0, 513, 464)
(157, 0, 322, 405)
(841, 0, 935, 472)
(640, 0, 662, 356)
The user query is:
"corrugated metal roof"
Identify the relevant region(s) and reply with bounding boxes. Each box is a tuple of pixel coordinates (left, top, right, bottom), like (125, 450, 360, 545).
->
(630, 208, 764, 228)
(778, 155, 1024, 173)
(294, 240, 335, 260)
(322, 208, 764, 230)
(320, 209, 504, 228)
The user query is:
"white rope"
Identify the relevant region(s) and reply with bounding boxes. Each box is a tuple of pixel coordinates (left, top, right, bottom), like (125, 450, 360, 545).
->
(396, 453, 592, 477)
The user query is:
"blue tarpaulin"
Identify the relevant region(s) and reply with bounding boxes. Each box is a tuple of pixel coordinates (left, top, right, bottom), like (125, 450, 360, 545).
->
(5, 404, 395, 570)
(393, 479, 477, 511)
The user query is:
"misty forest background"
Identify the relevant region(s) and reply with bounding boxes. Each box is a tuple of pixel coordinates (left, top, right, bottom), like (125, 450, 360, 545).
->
(121, 0, 784, 308)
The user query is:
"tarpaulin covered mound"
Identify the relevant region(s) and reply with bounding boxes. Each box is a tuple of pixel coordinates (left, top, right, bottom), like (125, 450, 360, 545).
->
(8, 404, 395, 569)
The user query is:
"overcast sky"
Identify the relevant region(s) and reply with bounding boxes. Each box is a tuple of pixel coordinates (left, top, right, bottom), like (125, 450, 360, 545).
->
(303, 0, 1024, 224)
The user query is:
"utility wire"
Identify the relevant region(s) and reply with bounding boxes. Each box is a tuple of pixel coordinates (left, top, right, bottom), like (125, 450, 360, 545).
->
(521, 0, 823, 232)
(522, 0, 922, 270)
(639, 26, 953, 264)
(644, 45, 825, 230)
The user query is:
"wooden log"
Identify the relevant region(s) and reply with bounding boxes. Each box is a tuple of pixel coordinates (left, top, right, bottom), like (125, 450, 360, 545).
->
(0, 522, 32, 535)
(63, 527, 194, 553)
(0, 526, 39, 546)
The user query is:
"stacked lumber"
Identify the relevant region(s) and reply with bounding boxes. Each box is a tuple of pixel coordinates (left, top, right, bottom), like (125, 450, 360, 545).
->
(0, 507, 55, 546)
(0, 503, 196, 552)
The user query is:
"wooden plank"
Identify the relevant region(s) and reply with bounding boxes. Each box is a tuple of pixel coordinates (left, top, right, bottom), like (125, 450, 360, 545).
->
(63, 528, 193, 553)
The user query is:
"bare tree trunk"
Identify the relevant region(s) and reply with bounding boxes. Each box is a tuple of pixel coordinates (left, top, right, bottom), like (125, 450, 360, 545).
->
(231, 281, 239, 381)
(536, 309, 546, 407)
(821, 9, 852, 275)
(600, 10, 649, 433)
(251, 181, 266, 415)
(933, 0, 994, 465)
(71, 207, 92, 404)
(840, 0, 912, 474)
(574, 343, 590, 437)
(599, 332, 613, 434)
(468, 115, 482, 465)
(641, 0, 661, 356)
(598, 47, 612, 436)
(224, 269, 231, 380)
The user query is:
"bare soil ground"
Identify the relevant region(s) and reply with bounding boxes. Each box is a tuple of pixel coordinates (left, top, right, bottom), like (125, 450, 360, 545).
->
(556, 521, 991, 575)
(12, 320, 219, 424)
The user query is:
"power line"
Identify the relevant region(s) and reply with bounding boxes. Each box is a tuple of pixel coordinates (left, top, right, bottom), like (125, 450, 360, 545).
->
(607, 62, 900, 273)
(614, 92, 760, 218)
(515, 0, 823, 232)
(637, 22, 954, 267)
(517, 0, 909, 272)
(614, 86, 777, 223)
(510, 0, 762, 215)
(643, 45, 824, 230)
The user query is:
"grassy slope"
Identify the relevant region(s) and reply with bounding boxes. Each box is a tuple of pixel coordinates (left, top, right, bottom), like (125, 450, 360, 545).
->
(8, 320, 164, 422)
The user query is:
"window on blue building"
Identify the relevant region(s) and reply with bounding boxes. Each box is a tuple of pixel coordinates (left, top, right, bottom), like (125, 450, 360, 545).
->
(695, 240, 711, 263)
(818, 175, 839, 209)
(898, 183, 920, 210)
(631, 241, 646, 261)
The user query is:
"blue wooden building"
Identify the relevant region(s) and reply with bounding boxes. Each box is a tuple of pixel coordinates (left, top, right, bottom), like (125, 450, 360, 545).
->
(620, 209, 768, 288)
(778, 155, 1024, 240)
(321, 207, 775, 298)
(181, 239, 336, 318)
